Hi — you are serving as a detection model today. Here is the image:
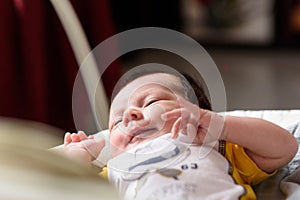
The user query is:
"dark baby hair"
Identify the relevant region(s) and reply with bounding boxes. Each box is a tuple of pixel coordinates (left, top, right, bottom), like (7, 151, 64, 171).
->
(111, 68, 212, 111)
(180, 73, 211, 111)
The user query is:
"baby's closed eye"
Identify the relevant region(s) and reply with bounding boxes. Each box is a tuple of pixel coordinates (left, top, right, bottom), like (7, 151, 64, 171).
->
(113, 118, 123, 127)
(144, 99, 159, 107)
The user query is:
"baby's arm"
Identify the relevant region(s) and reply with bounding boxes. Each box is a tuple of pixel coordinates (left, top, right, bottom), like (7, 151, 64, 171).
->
(222, 116, 298, 173)
(63, 131, 105, 165)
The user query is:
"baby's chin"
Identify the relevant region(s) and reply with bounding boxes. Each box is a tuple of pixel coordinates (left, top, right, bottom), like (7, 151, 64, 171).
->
(111, 134, 165, 157)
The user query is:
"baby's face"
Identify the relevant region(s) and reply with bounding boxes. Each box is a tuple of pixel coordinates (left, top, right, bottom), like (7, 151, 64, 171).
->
(109, 73, 185, 156)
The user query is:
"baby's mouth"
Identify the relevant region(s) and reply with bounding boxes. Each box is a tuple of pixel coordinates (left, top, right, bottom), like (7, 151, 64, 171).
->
(129, 128, 157, 143)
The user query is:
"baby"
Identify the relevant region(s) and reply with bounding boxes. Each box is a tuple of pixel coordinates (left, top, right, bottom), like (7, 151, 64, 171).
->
(63, 72, 298, 200)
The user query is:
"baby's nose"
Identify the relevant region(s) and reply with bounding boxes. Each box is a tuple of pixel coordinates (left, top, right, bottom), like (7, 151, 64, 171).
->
(128, 107, 143, 120)
(124, 107, 144, 126)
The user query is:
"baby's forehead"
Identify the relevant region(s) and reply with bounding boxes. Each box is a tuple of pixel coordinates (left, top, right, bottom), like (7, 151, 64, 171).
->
(111, 73, 182, 104)
(131, 73, 180, 85)
(120, 73, 181, 94)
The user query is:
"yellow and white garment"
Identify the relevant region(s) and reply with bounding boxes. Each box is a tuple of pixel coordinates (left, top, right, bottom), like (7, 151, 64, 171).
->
(223, 141, 276, 200)
(105, 134, 274, 200)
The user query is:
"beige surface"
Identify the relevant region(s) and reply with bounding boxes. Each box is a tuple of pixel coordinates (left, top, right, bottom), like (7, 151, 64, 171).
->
(0, 117, 119, 200)
(0, 117, 65, 148)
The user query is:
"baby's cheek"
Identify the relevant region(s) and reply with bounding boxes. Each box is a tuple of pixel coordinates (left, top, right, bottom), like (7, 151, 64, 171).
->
(109, 133, 125, 157)
(145, 105, 166, 129)
(109, 133, 122, 148)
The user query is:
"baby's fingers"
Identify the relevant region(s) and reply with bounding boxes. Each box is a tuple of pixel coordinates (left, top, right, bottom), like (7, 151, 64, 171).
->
(70, 133, 82, 142)
(64, 132, 71, 145)
(186, 123, 198, 144)
(171, 117, 182, 139)
(78, 131, 88, 140)
(69, 131, 88, 142)
(162, 109, 182, 121)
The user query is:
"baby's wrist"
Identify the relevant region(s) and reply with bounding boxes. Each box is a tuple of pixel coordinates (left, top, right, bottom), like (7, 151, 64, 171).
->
(219, 116, 227, 141)
(203, 112, 226, 143)
(65, 148, 93, 165)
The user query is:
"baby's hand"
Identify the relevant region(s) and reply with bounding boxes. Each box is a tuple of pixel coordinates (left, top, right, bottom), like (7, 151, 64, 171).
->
(163, 99, 223, 145)
(63, 131, 105, 164)
(64, 130, 90, 144)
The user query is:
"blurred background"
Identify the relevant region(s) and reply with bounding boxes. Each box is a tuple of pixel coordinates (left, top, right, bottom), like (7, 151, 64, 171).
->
(0, 0, 300, 138)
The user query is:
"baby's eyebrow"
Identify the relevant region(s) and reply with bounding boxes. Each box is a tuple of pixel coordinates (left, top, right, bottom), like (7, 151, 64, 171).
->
(128, 93, 148, 107)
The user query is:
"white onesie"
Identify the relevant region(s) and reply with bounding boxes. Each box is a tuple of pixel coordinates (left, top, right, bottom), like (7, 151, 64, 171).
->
(108, 134, 245, 200)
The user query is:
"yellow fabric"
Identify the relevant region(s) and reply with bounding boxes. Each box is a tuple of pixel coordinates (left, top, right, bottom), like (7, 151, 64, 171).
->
(99, 166, 108, 180)
(225, 142, 276, 200)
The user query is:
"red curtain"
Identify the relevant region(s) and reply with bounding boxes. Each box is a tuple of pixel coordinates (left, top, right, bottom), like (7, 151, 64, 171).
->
(0, 0, 121, 134)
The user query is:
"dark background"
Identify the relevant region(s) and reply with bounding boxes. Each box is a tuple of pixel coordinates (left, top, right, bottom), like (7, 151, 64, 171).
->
(0, 0, 299, 137)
